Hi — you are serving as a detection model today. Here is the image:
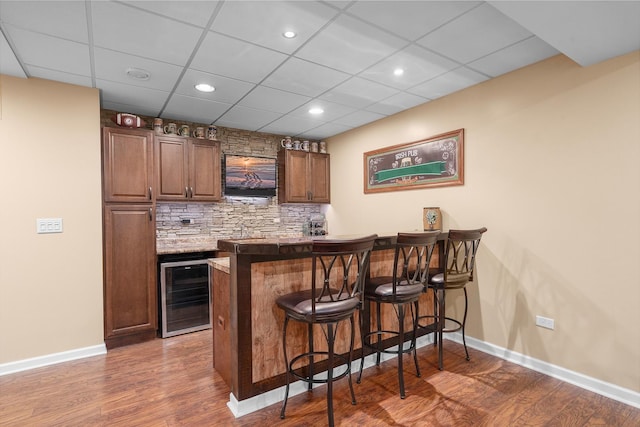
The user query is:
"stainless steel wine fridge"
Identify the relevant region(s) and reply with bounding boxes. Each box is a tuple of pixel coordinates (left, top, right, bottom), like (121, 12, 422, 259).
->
(158, 252, 214, 338)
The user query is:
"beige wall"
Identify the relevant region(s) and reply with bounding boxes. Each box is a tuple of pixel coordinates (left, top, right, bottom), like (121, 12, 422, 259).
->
(1, 51, 638, 395)
(326, 52, 640, 392)
(0, 75, 103, 363)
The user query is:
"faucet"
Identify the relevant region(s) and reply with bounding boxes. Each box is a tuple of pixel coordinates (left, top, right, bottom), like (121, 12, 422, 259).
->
(240, 224, 246, 238)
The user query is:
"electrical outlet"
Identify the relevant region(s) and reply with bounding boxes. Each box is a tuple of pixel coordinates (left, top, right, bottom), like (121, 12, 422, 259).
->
(536, 315, 555, 330)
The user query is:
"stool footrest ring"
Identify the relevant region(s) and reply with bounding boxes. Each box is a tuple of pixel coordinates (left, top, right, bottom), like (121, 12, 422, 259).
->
(288, 351, 352, 384)
(417, 314, 463, 333)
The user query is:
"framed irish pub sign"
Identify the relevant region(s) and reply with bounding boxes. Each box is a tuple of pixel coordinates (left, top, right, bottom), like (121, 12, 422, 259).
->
(363, 129, 464, 194)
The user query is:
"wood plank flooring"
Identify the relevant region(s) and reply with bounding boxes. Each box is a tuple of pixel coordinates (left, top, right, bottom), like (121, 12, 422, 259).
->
(1, 330, 638, 426)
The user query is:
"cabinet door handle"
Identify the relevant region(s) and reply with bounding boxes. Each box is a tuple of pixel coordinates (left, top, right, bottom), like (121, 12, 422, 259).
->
(148, 187, 152, 200)
(148, 207, 153, 221)
(189, 187, 193, 198)
(185, 187, 189, 198)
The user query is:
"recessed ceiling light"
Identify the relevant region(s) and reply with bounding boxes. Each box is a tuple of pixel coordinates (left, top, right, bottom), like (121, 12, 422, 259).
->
(393, 68, 404, 76)
(309, 107, 324, 115)
(283, 30, 296, 39)
(126, 67, 150, 80)
(195, 83, 215, 93)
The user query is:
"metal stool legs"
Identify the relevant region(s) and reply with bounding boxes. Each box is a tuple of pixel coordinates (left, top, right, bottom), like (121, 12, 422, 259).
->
(280, 315, 357, 427)
(357, 300, 421, 399)
(432, 286, 470, 370)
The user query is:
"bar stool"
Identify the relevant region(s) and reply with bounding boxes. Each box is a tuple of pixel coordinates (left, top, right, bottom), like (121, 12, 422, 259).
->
(276, 234, 377, 427)
(419, 227, 487, 370)
(357, 231, 440, 399)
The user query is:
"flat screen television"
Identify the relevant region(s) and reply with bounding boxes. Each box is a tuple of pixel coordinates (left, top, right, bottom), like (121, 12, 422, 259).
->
(224, 154, 277, 197)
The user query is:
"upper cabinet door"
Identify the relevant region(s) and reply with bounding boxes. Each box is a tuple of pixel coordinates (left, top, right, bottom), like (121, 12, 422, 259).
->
(189, 139, 221, 201)
(155, 135, 189, 201)
(102, 127, 154, 203)
(280, 149, 310, 203)
(308, 153, 330, 203)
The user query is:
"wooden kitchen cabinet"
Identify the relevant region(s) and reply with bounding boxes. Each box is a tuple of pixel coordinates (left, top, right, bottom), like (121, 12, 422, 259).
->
(102, 204, 157, 349)
(102, 127, 157, 349)
(102, 127, 154, 203)
(155, 135, 221, 202)
(277, 149, 330, 203)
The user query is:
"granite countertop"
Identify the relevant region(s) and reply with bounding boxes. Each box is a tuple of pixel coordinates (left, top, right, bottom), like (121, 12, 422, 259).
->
(156, 239, 218, 255)
(215, 232, 425, 255)
(159, 231, 442, 256)
(208, 257, 229, 274)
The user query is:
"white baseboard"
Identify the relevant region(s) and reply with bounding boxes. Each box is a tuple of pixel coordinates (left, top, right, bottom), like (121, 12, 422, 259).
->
(446, 332, 640, 409)
(0, 344, 107, 376)
(229, 332, 639, 417)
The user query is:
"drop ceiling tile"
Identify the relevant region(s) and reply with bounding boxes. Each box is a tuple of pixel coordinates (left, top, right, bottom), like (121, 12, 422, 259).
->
(324, 1, 351, 10)
(190, 32, 288, 84)
(408, 66, 488, 100)
(318, 77, 399, 108)
(212, 1, 338, 54)
(259, 114, 326, 137)
(0, 0, 89, 42)
(417, 2, 532, 64)
(295, 14, 406, 75)
(91, 1, 203, 66)
(347, 1, 481, 41)
(334, 110, 385, 128)
(289, 99, 357, 122)
(468, 37, 559, 77)
(125, 1, 220, 28)
(94, 47, 183, 91)
(366, 92, 429, 115)
(7, 26, 90, 76)
(0, 30, 26, 78)
(163, 93, 232, 123)
(238, 86, 310, 114)
(297, 122, 352, 140)
(262, 57, 350, 98)
(175, 69, 255, 104)
(359, 44, 459, 90)
(27, 65, 92, 87)
(215, 105, 282, 131)
(97, 78, 170, 112)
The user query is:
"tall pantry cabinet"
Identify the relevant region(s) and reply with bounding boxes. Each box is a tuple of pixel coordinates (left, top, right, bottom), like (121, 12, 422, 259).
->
(101, 127, 157, 349)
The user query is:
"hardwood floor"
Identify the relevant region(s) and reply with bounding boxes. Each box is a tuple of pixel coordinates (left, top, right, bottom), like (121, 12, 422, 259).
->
(1, 330, 638, 426)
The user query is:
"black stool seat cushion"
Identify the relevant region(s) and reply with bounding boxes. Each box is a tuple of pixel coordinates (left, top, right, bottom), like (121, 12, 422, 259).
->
(276, 289, 360, 322)
(365, 276, 424, 299)
(429, 272, 470, 289)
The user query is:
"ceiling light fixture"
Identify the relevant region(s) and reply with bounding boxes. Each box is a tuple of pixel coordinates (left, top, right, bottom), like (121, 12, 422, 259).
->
(309, 107, 324, 115)
(195, 83, 215, 93)
(126, 67, 150, 80)
(393, 68, 404, 76)
(283, 30, 296, 39)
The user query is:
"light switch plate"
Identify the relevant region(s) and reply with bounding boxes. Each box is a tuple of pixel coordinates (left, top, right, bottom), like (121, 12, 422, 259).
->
(37, 218, 63, 234)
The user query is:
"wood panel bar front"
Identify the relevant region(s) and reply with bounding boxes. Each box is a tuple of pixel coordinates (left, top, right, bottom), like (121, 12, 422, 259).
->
(215, 233, 444, 403)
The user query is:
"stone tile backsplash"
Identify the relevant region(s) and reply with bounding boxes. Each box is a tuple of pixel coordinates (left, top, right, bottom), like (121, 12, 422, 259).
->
(156, 200, 322, 246)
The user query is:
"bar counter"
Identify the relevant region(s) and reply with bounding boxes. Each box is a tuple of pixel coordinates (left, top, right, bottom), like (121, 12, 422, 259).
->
(216, 233, 402, 255)
(212, 232, 443, 416)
